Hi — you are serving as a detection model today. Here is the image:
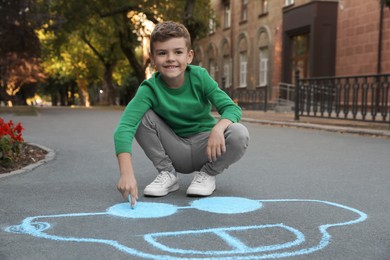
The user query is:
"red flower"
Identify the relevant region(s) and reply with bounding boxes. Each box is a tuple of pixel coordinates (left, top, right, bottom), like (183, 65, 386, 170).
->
(0, 117, 24, 143)
(15, 123, 23, 133)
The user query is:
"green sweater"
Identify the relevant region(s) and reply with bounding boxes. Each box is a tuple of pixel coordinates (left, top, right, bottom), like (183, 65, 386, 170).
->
(114, 65, 241, 155)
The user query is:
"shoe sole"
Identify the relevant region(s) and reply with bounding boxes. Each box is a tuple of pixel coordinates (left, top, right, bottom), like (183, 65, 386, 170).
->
(186, 185, 216, 197)
(144, 183, 179, 197)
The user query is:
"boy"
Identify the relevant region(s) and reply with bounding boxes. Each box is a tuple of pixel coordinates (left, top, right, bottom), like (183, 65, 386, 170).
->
(114, 21, 249, 207)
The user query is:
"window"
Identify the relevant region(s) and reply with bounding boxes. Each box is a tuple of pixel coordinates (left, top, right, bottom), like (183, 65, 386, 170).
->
(241, 0, 248, 21)
(260, 0, 268, 14)
(223, 56, 231, 88)
(259, 48, 268, 86)
(284, 0, 294, 6)
(224, 3, 231, 28)
(209, 59, 216, 79)
(291, 34, 310, 83)
(239, 52, 247, 88)
(209, 16, 216, 34)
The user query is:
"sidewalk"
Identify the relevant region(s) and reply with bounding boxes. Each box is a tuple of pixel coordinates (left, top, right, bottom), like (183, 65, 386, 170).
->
(2, 106, 389, 137)
(236, 110, 390, 138)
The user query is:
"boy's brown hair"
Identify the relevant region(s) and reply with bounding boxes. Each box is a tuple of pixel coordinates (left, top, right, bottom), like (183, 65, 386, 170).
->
(150, 21, 192, 54)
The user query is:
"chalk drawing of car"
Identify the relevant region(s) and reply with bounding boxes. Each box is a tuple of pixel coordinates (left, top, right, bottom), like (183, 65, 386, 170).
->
(4, 197, 367, 259)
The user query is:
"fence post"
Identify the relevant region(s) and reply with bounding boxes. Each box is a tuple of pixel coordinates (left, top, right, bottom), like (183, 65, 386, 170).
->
(264, 86, 268, 112)
(294, 70, 300, 121)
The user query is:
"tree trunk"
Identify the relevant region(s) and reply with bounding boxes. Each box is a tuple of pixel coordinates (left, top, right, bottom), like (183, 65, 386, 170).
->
(59, 85, 67, 106)
(51, 92, 58, 106)
(101, 62, 117, 105)
(118, 13, 146, 84)
(182, 0, 198, 46)
(76, 78, 90, 107)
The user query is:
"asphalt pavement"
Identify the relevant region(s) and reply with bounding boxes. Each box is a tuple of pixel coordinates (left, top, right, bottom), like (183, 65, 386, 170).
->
(1, 107, 389, 260)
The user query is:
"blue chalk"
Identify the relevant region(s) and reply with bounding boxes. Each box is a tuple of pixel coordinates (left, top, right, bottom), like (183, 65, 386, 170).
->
(128, 194, 136, 209)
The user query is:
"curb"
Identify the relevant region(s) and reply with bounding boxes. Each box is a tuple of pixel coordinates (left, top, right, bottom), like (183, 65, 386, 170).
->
(241, 117, 390, 138)
(0, 143, 56, 179)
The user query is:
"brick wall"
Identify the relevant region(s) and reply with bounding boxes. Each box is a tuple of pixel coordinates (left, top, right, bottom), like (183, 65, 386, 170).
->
(336, 0, 390, 75)
(196, 0, 390, 104)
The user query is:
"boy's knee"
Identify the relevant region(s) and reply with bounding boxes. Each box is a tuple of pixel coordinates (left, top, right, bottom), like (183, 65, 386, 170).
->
(226, 123, 249, 149)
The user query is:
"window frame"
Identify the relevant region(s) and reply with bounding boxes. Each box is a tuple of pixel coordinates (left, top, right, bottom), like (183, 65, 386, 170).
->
(209, 59, 216, 79)
(223, 3, 231, 28)
(284, 0, 294, 7)
(239, 52, 248, 88)
(260, 0, 268, 15)
(259, 48, 269, 87)
(241, 0, 249, 22)
(209, 16, 216, 34)
(223, 56, 231, 88)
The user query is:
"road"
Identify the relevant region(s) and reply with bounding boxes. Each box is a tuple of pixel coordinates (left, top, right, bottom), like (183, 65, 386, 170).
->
(1, 107, 389, 260)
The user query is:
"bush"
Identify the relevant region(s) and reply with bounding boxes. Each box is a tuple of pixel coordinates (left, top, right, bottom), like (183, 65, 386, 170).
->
(0, 118, 24, 167)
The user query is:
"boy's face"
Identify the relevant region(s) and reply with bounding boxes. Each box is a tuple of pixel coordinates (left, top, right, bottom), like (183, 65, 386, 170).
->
(150, 37, 194, 88)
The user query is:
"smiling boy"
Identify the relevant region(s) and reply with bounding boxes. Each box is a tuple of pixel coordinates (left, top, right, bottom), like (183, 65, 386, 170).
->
(114, 21, 249, 207)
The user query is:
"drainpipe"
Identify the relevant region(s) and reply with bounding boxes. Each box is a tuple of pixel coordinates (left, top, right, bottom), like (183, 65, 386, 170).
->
(377, 0, 384, 74)
(231, 2, 234, 88)
(375, 0, 385, 117)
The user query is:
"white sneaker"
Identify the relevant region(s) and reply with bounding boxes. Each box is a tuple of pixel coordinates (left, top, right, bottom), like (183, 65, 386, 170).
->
(186, 171, 216, 196)
(144, 171, 179, 197)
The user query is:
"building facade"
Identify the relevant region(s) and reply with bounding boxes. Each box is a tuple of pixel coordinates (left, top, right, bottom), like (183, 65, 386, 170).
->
(195, 0, 390, 104)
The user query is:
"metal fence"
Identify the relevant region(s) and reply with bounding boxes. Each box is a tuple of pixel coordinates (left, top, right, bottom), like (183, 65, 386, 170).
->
(295, 72, 390, 125)
(223, 86, 268, 111)
(275, 82, 295, 112)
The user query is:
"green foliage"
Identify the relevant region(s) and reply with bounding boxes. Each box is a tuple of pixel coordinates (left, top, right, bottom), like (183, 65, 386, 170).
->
(32, 0, 215, 105)
(160, 0, 215, 42)
(0, 135, 15, 166)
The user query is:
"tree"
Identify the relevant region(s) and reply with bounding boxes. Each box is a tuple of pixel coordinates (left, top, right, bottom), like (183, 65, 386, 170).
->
(38, 28, 101, 106)
(36, 0, 126, 105)
(34, 0, 214, 105)
(0, 0, 45, 105)
(101, 0, 214, 83)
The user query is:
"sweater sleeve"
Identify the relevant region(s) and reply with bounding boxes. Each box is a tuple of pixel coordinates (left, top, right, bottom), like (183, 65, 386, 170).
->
(200, 68, 242, 122)
(113, 85, 153, 155)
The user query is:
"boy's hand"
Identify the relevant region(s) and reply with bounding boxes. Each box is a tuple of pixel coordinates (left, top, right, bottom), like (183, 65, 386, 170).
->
(207, 127, 226, 162)
(117, 153, 138, 208)
(207, 119, 232, 162)
(117, 174, 138, 208)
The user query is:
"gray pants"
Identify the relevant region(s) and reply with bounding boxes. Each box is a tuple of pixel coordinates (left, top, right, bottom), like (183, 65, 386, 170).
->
(135, 110, 249, 176)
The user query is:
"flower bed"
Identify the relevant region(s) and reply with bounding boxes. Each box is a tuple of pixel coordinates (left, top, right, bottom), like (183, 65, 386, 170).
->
(1, 118, 24, 166)
(0, 118, 47, 173)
